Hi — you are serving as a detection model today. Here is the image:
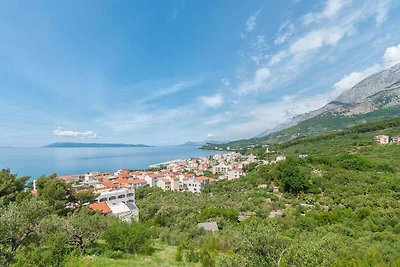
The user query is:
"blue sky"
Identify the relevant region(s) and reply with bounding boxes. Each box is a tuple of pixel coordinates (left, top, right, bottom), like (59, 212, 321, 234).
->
(1, 0, 400, 146)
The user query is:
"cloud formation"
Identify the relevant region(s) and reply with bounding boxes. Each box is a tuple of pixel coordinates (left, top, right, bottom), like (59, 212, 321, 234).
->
(53, 129, 98, 138)
(301, 0, 349, 25)
(199, 94, 224, 107)
(383, 43, 400, 67)
(246, 11, 259, 32)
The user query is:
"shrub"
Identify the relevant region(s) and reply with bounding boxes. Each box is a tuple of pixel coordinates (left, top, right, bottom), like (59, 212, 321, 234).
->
(103, 221, 154, 255)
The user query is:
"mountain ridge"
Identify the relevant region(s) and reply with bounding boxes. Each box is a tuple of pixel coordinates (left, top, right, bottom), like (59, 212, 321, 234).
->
(206, 63, 400, 149)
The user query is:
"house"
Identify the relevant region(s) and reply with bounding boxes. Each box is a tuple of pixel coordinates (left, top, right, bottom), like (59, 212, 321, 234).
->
(144, 173, 163, 187)
(90, 188, 139, 222)
(246, 154, 257, 163)
(95, 188, 135, 204)
(391, 135, 400, 143)
(186, 176, 216, 193)
(227, 168, 244, 180)
(89, 201, 139, 222)
(374, 135, 389, 144)
(276, 155, 286, 162)
(197, 221, 219, 232)
(212, 164, 229, 174)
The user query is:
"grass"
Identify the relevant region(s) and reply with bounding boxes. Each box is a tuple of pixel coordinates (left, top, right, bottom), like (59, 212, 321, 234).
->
(66, 241, 200, 267)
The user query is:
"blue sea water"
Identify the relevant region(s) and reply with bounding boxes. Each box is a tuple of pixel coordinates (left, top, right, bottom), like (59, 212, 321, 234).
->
(0, 146, 222, 180)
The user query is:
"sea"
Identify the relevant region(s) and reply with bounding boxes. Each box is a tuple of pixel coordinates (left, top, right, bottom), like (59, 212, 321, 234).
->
(0, 146, 224, 181)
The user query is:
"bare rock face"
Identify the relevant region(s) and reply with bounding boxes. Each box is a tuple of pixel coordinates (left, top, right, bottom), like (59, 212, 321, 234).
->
(336, 63, 400, 104)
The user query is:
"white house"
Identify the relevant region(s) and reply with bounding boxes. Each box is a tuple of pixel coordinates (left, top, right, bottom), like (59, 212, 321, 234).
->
(91, 188, 139, 222)
(276, 155, 286, 162)
(186, 176, 216, 193)
(227, 168, 244, 180)
(95, 188, 135, 204)
(156, 176, 180, 191)
(144, 173, 163, 187)
(212, 164, 229, 174)
(374, 135, 389, 144)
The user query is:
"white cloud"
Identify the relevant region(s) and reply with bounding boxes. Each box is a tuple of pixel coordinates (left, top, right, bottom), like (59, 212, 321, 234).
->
(301, 0, 349, 25)
(237, 67, 270, 94)
(383, 43, 400, 67)
(333, 43, 400, 94)
(136, 80, 200, 104)
(274, 21, 295, 45)
(220, 78, 230, 87)
(53, 129, 97, 138)
(246, 11, 260, 32)
(235, 1, 395, 96)
(212, 93, 331, 140)
(375, 0, 391, 25)
(207, 133, 215, 138)
(199, 94, 224, 107)
(290, 27, 345, 56)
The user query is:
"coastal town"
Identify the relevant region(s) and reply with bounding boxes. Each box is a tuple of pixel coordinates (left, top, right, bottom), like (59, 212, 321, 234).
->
(37, 152, 287, 222)
(26, 133, 399, 223)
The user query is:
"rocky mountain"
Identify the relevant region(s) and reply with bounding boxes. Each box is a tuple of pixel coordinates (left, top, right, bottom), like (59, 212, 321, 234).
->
(207, 63, 400, 149)
(255, 63, 400, 138)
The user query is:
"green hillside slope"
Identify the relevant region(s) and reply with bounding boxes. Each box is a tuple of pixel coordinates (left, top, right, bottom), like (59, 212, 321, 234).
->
(205, 105, 400, 150)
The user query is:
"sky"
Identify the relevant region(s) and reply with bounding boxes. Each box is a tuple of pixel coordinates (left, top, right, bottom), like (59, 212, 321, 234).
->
(1, 0, 400, 147)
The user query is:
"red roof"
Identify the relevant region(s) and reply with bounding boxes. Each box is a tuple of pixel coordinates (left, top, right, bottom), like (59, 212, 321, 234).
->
(116, 178, 130, 184)
(119, 170, 130, 179)
(195, 176, 213, 182)
(89, 202, 112, 214)
(102, 181, 119, 189)
(131, 179, 147, 184)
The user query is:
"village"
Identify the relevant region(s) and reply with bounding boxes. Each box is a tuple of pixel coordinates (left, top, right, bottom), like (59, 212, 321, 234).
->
(374, 134, 400, 144)
(40, 152, 287, 223)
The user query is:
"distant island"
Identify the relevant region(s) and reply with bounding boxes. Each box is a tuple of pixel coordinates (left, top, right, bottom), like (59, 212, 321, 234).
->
(43, 142, 152, 148)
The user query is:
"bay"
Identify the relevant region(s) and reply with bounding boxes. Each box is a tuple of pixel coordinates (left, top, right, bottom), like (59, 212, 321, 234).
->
(0, 146, 222, 180)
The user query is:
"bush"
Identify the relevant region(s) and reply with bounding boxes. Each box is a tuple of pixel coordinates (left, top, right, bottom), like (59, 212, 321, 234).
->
(103, 221, 154, 255)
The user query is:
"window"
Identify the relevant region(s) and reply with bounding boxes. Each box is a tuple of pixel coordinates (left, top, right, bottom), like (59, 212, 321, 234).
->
(99, 198, 107, 202)
(127, 193, 134, 197)
(109, 196, 116, 200)
(118, 194, 126, 199)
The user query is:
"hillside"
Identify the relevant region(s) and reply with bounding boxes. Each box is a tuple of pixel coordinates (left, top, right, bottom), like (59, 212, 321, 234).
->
(206, 63, 400, 150)
(2, 117, 400, 266)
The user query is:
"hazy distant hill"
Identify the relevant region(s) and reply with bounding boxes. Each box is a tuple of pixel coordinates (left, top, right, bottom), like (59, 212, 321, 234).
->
(44, 142, 152, 148)
(205, 63, 400, 149)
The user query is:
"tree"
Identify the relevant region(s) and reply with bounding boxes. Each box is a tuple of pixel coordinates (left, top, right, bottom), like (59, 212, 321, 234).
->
(0, 199, 50, 262)
(64, 208, 109, 255)
(276, 161, 310, 195)
(0, 169, 31, 207)
(35, 174, 75, 215)
(221, 220, 290, 266)
(103, 220, 154, 254)
(73, 190, 99, 208)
